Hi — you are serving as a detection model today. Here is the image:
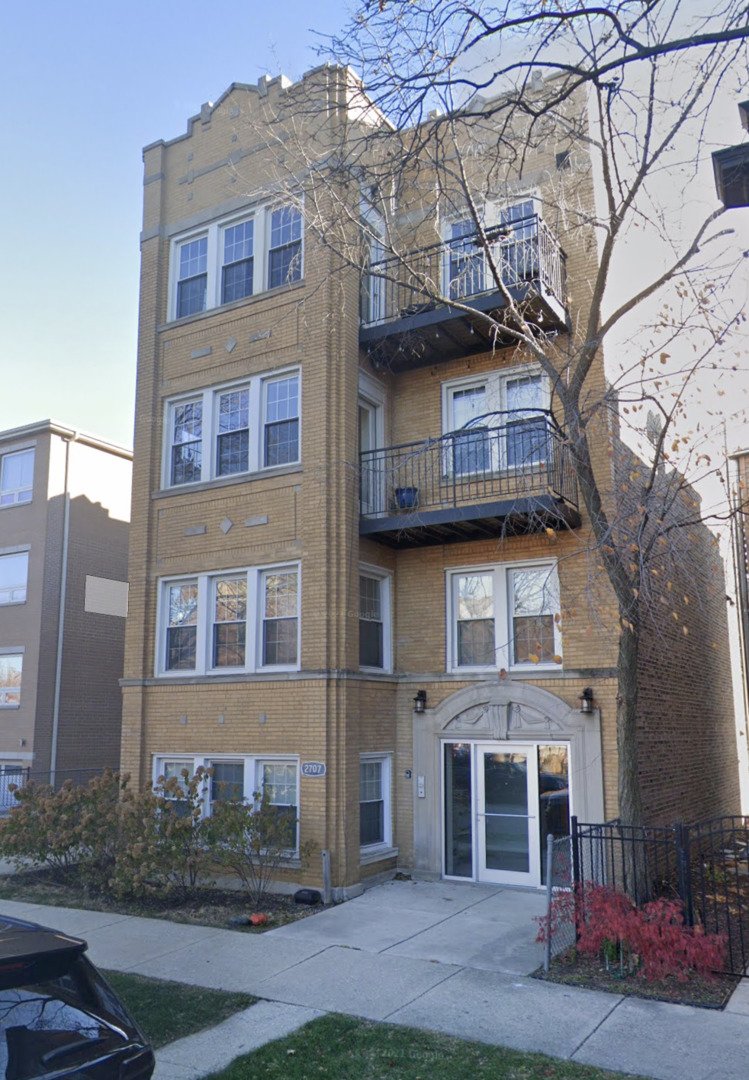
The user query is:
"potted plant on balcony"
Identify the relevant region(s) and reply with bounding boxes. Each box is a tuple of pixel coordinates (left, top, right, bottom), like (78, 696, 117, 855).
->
(394, 486, 419, 509)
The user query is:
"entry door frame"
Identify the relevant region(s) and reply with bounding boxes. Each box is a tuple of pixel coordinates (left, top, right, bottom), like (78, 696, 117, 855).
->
(476, 742, 540, 887)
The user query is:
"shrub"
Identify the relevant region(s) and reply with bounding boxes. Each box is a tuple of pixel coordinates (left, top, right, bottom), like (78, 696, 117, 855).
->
(0, 768, 216, 902)
(109, 768, 215, 900)
(537, 882, 728, 982)
(0, 769, 127, 889)
(209, 791, 312, 906)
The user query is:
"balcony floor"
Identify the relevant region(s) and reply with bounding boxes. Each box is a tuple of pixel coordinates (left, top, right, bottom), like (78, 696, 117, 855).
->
(360, 495, 581, 548)
(360, 287, 567, 372)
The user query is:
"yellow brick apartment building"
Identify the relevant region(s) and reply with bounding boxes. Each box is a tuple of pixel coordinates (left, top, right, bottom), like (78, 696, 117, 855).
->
(121, 66, 740, 896)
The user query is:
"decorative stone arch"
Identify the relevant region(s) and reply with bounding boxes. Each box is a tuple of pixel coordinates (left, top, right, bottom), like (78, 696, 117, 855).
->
(412, 681, 604, 879)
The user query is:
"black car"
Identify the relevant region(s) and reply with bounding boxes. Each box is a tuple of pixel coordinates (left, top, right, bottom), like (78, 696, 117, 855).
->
(0, 914, 154, 1079)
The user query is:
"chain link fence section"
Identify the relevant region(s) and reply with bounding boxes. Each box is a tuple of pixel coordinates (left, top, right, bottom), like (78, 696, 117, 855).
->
(542, 832, 576, 972)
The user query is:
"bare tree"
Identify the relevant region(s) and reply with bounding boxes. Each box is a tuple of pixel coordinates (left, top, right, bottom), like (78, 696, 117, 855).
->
(237, 2, 749, 826)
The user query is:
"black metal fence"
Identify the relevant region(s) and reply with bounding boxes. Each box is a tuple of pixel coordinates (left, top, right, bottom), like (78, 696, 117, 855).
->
(570, 816, 749, 977)
(361, 215, 567, 327)
(359, 411, 579, 518)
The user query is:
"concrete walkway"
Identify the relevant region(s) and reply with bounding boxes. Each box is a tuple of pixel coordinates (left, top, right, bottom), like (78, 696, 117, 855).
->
(2, 879, 749, 1080)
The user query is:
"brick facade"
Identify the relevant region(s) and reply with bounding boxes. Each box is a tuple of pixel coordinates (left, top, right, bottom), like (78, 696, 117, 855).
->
(122, 67, 740, 896)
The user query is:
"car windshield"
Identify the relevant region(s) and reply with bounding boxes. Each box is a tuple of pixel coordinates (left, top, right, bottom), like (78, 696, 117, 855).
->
(0, 986, 125, 1080)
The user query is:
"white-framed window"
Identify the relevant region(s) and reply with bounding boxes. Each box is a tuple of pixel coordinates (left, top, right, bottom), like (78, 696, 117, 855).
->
(152, 754, 300, 851)
(442, 367, 549, 477)
(0, 449, 34, 508)
(169, 202, 303, 321)
(157, 564, 300, 677)
(0, 654, 22, 707)
(443, 197, 541, 299)
(0, 551, 28, 605)
(447, 561, 561, 672)
(359, 753, 392, 850)
(164, 369, 300, 488)
(359, 566, 392, 672)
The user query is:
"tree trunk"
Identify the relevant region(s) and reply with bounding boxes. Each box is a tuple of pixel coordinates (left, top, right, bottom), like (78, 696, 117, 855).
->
(616, 621, 643, 828)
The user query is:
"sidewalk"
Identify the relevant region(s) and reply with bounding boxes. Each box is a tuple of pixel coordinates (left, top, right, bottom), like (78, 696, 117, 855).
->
(2, 879, 748, 1080)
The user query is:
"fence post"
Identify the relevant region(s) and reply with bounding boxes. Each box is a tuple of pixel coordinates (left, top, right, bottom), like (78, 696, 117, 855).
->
(571, 815, 580, 885)
(544, 831, 555, 973)
(674, 822, 694, 926)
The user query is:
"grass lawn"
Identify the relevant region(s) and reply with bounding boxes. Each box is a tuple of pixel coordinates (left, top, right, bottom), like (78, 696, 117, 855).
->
(203, 1013, 642, 1080)
(102, 970, 255, 1049)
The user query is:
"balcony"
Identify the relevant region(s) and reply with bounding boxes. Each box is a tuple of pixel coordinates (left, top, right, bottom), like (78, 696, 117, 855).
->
(360, 216, 567, 371)
(359, 412, 580, 548)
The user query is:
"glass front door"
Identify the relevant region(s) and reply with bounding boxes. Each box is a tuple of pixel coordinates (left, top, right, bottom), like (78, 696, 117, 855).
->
(478, 745, 539, 886)
(443, 740, 570, 887)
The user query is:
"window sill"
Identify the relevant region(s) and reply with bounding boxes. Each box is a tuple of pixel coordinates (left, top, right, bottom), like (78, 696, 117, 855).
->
(449, 663, 563, 675)
(360, 844, 398, 866)
(154, 462, 302, 499)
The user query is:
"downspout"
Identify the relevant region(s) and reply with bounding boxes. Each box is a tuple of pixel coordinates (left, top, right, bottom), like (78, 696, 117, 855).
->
(50, 432, 77, 787)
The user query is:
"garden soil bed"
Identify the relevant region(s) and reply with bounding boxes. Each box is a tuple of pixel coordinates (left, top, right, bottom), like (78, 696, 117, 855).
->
(534, 949, 738, 1009)
(0, 868, 322, 932)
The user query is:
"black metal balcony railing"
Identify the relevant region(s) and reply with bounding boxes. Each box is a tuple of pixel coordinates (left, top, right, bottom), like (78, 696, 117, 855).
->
(361, 215, 566, 328)
(359, 412, 578, 521)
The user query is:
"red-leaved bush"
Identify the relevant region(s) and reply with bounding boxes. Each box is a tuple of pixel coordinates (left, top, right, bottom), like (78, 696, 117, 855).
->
(537, 883, 727, 982)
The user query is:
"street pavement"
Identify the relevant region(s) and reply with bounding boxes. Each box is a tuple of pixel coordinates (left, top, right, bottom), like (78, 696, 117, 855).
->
(2, 878, 748, 1080)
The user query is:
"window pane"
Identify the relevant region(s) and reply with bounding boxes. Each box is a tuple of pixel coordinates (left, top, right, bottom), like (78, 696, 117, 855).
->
(263, 569, 298, 665)
(457, 619, 495, 666)
(213, 578, 247, 667)
(166, 583, 198, 671)
(513, 614, 555, 663)
(451, 385, 486, 429)
(453, 429, 490, 475)
(0, 654, 22, 706)
(449, 220, 484, 299)
(224, 221, 253, 265)
(216, 389, 250, 475)
(359, 619, 383, 668)
(171, 401, 203, 485)
(211, 761, 244, 804)
(0, 449, 34, 505)
(360, 761, 384, 846)
(456, 573, 494, 666)
(179, 237, 207, 279)
(506, 417, 548, 468)
(359, 575, 384, 667)
(511, 568, 558, 664)
(264, 571, 298, 619)
(263, 618, 297, 665)
(0, 553, 28, 604)
(264, 376, 299, 467)
(268, 207, 302, 288)
(260, 762, 297, 849)
(222, 259, 254, 303)
(457, 574, 493, 620)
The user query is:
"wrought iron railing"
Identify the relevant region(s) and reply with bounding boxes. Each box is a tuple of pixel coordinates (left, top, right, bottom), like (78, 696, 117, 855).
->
(569, 816, 749, 978)
(359, 411, 578, 518)
(361, 215, 566, 327)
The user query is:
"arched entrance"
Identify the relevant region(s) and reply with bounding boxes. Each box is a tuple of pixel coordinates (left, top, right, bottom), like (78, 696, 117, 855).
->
(412, 681, 604, 886)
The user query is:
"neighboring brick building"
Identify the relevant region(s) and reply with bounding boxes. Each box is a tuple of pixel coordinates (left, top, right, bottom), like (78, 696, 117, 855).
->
(121, 66, 739, 896)
(0, 421, 131, 799)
